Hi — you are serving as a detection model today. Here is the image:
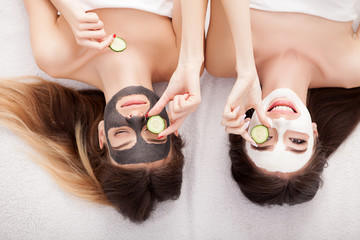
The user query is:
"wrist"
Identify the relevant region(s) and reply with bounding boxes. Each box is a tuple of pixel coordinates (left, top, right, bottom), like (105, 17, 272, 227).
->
(178, 56, 204, 68)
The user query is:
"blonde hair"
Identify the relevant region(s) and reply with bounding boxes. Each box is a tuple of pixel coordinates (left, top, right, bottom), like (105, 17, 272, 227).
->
(0, 76, 185, 223)
(0, 76, 109, 204)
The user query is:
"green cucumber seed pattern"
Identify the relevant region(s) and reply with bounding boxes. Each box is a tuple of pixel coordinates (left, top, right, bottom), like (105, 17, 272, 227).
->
(147, 116, 165, 134)
(251, 125, 269, 144)
(109, 37, 127, 52)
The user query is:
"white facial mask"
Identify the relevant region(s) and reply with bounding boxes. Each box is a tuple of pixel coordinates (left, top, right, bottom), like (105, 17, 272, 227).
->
(245, 88, 315, 173)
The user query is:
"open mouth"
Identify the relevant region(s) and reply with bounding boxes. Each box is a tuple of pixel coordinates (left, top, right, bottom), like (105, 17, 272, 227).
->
(268, 100, 297, 113)
(121, 100, 147, 108)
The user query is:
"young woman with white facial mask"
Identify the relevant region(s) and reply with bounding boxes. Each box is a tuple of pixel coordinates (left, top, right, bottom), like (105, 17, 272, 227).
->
(205, 0, 360, 205)
(0, 0, 208, 223)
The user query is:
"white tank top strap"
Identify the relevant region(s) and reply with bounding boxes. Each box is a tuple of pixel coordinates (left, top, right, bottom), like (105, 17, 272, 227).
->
(78, 0, 173, 18)
(249, 0, 360, 22)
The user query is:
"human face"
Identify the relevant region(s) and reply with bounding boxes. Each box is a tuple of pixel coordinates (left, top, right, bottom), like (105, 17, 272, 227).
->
(101, 86, 170, 165)
(245, 88, 318, 173)
(106, 94, 168, 151)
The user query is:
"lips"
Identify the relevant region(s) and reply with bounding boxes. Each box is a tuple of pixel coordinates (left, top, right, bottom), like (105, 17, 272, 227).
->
(268, 100, 297, 113)
(121, 100, 147, 108)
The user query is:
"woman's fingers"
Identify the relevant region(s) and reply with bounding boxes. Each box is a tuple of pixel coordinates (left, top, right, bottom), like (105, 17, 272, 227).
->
(168, 101, 188, 122)
(76, 28, 106, 40)
(225, 120, 256, 145)
(173, 93, 199, 114)
(147, 91, 172, 117)
(221, 113, 246, 127)
(78, 12, 100, 23)
(79, 20, 104, 30)
(158, 116, 186, 138)
(77, 34, 114, 50)
(254, 102, 272, 128)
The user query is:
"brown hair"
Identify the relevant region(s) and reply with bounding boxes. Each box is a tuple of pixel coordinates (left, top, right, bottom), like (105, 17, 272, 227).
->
(229, 87, 360, 205)
(0, 76, 184, 223)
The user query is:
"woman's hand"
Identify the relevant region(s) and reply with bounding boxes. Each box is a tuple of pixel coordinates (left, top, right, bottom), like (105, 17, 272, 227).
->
(222, 74, 271, 145)
(51, 0, 114, 50)
(147, 63, 202, 138)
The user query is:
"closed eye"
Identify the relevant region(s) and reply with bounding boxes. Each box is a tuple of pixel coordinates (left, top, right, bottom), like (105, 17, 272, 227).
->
(115, 130, 129, 135)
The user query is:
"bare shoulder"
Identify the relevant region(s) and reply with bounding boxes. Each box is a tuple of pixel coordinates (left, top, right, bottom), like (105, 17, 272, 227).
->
(343, 36, 360, 88)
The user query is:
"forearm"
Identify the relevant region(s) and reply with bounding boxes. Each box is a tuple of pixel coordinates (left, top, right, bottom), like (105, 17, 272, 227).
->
(220, 0, 256, 76)
(49, 0, 83, 16)
(178, 0, 208, 68)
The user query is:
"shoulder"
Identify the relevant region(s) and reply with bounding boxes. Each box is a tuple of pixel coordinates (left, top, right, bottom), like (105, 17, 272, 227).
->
(342, 38, 360, 88)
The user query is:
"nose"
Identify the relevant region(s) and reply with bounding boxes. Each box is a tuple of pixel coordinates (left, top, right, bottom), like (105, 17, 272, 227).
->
(126, 114, 146, 128)
(128, 112, 144, 118)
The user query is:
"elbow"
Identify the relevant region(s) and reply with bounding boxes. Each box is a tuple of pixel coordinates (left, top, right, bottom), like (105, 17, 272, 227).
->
(32, 45, 69, 78)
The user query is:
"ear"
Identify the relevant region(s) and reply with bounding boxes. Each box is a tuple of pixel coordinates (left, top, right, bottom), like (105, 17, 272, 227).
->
(312, 122, 319, 138)
(98, 120, 106, 149)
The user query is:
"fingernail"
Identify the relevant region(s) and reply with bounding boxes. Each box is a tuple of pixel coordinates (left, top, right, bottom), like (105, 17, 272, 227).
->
(113, 34, 116, 38)
(145, 112, 149, 118)
(251, 142, 258, 147)
(157, 136, 163, 139)
(244, 121, 250, 129)
(184, 92, 189, 95)
(241, 114, 246, 121)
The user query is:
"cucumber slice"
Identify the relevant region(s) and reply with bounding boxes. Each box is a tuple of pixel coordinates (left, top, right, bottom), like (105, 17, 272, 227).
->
(250, 125, 269, 144)
(109, 37, 127, 52)
(147, 115, 166, 134)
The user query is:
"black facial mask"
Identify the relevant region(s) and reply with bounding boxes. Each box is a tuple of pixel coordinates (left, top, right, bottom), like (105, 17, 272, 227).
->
(104, 86, 170, 164)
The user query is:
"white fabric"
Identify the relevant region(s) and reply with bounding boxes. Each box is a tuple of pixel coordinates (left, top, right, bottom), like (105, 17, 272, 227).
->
(1, 1, 360, 239)
(79, 0, 173, 18)
(250, 0, 360, 22)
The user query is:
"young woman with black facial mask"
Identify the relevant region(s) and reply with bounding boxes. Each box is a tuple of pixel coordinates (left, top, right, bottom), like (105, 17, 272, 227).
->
(205, 0, 360, 205)
(0, 0, 207, 223)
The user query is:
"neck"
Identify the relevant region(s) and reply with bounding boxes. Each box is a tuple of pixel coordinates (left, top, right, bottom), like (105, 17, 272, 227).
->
(97, 54, 153, 102)
(259, 50, 312, 104)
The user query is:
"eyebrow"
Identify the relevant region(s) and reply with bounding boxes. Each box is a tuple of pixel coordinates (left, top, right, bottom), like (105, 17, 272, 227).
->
(114, 140, 132, 150)
(287, 147, 307, 154)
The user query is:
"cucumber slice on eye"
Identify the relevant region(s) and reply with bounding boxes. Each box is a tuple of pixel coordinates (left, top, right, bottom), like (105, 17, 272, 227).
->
(250, 125, 269, 144)
(109, 37, 127, 52)
(147, 115, 166, 134)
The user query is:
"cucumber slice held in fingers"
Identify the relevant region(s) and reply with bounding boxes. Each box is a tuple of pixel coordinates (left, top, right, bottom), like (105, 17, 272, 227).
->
(250, 125, 269, 144)
(147, 115, 166, 134)
(109, 37, 127, 52)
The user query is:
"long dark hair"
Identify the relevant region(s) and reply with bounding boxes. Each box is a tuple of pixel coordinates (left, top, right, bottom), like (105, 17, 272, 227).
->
(0, 76, 184, 223)
(229, 87, 360, 205)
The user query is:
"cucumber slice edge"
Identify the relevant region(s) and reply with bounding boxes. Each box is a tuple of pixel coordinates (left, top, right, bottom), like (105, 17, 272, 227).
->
(147, 115, 166, 134)
(250, 125, 269, 144)
(109, 37, 127, 52)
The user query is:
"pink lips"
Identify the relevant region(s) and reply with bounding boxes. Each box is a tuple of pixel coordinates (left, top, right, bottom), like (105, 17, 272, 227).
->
(121, 100, 147, 108)
(268, 100, 297, 113)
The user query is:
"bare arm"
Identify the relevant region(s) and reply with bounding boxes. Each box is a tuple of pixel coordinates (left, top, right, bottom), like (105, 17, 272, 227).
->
(50, 0, 114, 50)
(178, 0, 208, 67)
(219, 0, 270, 143)
(147, 0, 208, 137)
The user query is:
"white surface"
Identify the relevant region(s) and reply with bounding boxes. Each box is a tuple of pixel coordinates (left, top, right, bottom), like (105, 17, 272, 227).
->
(1, 1, 360, 239)
(249, 0, 360, 22)
(79, 0, 173, 18)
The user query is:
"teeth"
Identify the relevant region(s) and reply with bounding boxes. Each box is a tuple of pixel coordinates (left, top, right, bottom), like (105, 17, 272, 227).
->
(271, 106, 295, 113)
